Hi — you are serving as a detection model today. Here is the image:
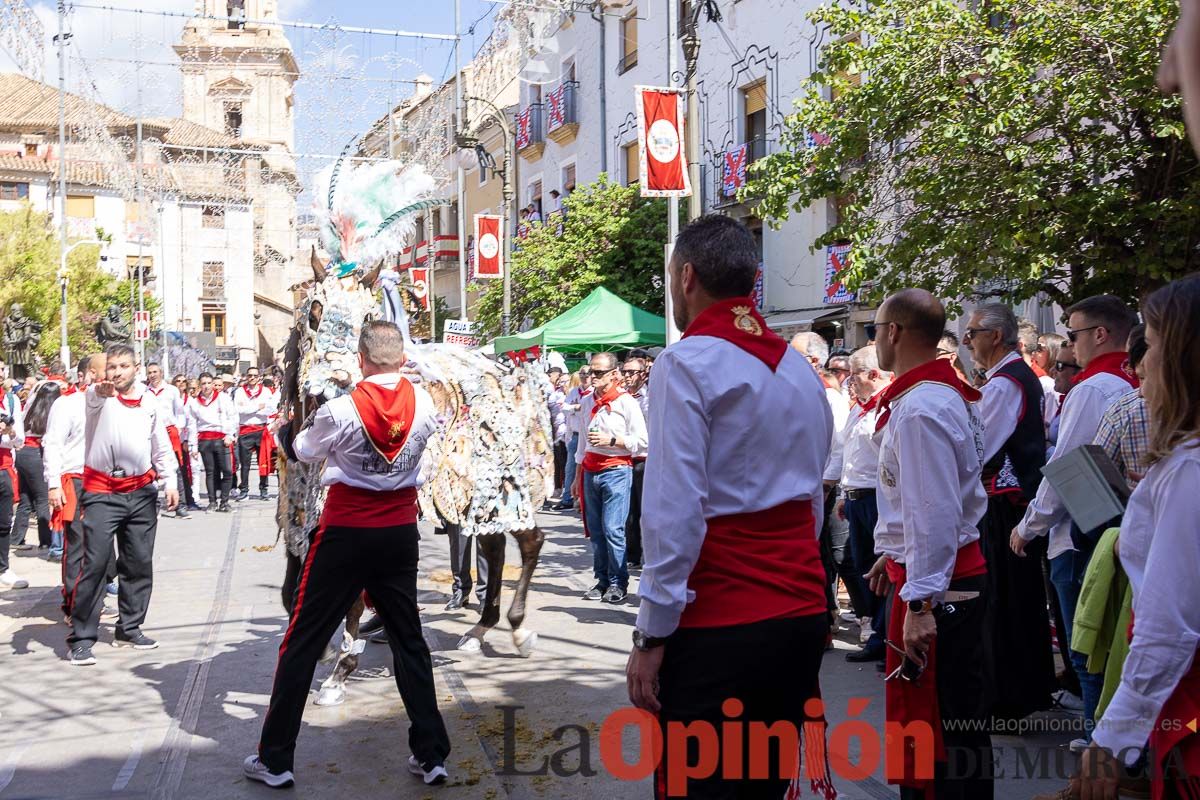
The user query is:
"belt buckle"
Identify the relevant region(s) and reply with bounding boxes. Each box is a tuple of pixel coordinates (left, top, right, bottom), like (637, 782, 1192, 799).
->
(110, 467, 127, 478)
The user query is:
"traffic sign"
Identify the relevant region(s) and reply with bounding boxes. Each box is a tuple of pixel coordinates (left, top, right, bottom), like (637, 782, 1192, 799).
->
(134, 310, 151, 341)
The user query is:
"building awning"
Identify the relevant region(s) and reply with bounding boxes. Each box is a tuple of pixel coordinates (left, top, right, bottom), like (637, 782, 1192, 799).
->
(763, 306, 848, 330)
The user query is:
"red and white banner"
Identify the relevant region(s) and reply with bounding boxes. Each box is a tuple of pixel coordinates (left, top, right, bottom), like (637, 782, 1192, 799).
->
(635, 86, 691, 198)
(409, 267, 430, 310)
(474, 214, 504, 280)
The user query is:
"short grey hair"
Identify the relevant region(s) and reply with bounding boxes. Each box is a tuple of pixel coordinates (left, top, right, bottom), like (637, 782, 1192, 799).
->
(358, 321, 406, 368)
(1039, 333, 1066, 363)
(849, 344, 881, 374)
(1017, 319, 1040, 353)
(973, 303, 1020, 348)
(590, 352, 618, 371)
(789, 332, 830, 364)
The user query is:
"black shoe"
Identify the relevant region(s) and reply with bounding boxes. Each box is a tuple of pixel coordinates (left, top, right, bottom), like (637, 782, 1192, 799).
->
(583, 583, 604, 601)
(13, 542, 34, 551)
(360, 613, 385, 636)
(68, 643, 96, 666)
(603, 586, 627, 604)
(236, 489, 249, 502)
(113, 632, 159, 650)
(215, 502, 231, 513)
(846, 647, 886, 663)
(187, 502, 203, 512)
(552, 501, 574, 510)
(444, 592, 465, 611)
(176, 507, 190, 519)
(260, 489, 269, 501)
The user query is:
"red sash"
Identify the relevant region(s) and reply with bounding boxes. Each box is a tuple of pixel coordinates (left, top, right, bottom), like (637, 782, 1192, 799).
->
(82, 466, 156, 494)
(24, 436, 41, 448)
(258, 426, 276, 477)
(682, 296, 788, 371)
(320, 482, 418, 528)
(679, 499, 826, 629)
(876, 358, 982, 433)
(238, 424, 266, 437)
(51, 472, 82, 530)
(1073, 350, 1138, 390)
(582, 384, 634, 473)
(884, 541, 987, 793)
(0, 448, 16, 503)
(197, 431, 225, 441)
(165, 425, 183, 461)
(349, 379, 416, 463)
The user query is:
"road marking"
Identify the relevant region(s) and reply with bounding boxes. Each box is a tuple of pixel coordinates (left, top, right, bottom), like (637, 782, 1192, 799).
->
(0, 743, 29, 793)
(111, 735, 144, 791)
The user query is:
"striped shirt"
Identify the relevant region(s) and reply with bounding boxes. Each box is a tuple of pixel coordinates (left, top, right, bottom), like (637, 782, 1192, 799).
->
(1094, 390, 1151, 490)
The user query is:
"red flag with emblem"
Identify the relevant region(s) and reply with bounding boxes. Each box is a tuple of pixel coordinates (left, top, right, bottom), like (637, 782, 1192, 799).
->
(474, 214, 504, 280)
(409, 267, 430, 310)
(635, 86, 690, 197)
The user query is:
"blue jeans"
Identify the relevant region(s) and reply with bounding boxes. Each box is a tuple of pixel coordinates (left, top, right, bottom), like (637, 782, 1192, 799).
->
(583, 466, 632, 591)
(562, 434, 579, 505)
(1050, 550, 1103, 737)
(48, 529, 63, 558)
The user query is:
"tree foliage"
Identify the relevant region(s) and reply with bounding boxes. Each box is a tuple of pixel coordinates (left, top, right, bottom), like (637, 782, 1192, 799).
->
(745, 0, 1195, 309)
(0, 205, 158, 363)
(472, 174, 676, 339)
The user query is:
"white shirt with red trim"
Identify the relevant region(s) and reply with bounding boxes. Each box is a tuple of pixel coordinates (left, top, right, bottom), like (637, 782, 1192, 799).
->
(187, 390, 237, 447)
(83, 386, 175, 485)
(827, 388, 886, 490)
(637, 338, 832, 638)
(573, 389, 647, 465)
(146, 382, 185, 431)
(873, 382, 988, 602)
(294, 373, 437, 492)
(42, 389, 85, 486)
(234, 384, 278, 428)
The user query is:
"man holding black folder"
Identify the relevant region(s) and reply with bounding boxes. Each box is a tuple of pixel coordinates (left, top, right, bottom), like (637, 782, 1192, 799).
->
(1010, 294, 1138, 746)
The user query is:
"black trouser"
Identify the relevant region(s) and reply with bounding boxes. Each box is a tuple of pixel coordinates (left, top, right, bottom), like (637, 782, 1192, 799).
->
(14, 446, 52, 547)
(0, 469, 13, 574)
(237, 429, 268, 494)
(60, 476, 110, 618)
(552, 440, 567, 492)
(657, 614, 829, 799)
(845, 491, 883, 646)
(258, 522, 451, 773)
(819, 486, 863, 617)
(197, 438, 233, 504)
(897, 573, 995, 800)
(444, 523, 487, 606)
(178, 445, 196, 507)
(625, 458, 645, 566)
(68, 484, 159, 646)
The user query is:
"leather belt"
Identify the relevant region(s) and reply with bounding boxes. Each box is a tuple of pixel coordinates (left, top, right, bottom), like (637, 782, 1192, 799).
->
(844, 487, 876, 501)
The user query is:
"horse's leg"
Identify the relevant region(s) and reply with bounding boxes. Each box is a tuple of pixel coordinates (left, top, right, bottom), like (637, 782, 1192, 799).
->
(457, 533, 506, 653)
(509, 528, 544, 657)
(316, 595, 366, 706)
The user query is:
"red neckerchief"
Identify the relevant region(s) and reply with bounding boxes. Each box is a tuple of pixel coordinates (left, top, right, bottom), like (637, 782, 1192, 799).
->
(682, 296, 788, 371)
(875, 358, 982, 432)
(858, 385, 888, 415)
(349, 378, 417, 463)
(1073, 350, 1138, 390)
(243, 384, 262, 399)
(62, 385, 78, 396)
(1030, 361, 1048, 379)
(198, 390, 218, 407)
(148, 384, 164, 396)
(116, 391, 143, 409)
(589, 382, 628, 418)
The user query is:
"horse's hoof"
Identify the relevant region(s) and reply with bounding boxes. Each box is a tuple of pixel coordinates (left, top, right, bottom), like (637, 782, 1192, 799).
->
(513, 629, 538, 658)
(314, 685, 345, 706)
(456, 635, 482, 653)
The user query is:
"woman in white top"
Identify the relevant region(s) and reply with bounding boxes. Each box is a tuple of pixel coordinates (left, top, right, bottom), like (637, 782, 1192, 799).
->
(1081, 273, 1200, 800)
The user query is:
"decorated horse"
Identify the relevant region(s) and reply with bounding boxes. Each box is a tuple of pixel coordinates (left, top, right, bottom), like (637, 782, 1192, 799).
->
(274, 153, 551, 706)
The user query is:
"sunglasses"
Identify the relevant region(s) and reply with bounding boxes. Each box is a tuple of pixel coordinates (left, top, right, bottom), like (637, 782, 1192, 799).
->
(1055, 360, 1081, 372)
(591, 368, 616, 376)
(1066, 325, 1101, 343)
(620, 369, 643, 376)
(963, 327, 993, 342)
(883, 639, 926, 683)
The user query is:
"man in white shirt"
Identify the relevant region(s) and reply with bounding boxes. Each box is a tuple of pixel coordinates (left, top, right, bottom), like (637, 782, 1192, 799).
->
(189, 373, 238, 512)
(620, 356, 649, 568)
(545, 367, 567, 498)
(0, 380, 24, 589)
(146, 362, 190, 519)
(1010, 294, 1138, 746)
(66, 344, 177, 665)
(234, 366, 276, 501)
(553, 367, 592, 510)
(626, 215, 833, 798)
(171, 373, 200, 511)
(866, 289, 993, 798)
(575, 352, 646, 604)
(244, 322, 450, 790)
(829, 344, 892, 663)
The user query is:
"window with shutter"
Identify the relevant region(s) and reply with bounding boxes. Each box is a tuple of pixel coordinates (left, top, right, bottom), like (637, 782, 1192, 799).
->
(66, 195, 95, 218)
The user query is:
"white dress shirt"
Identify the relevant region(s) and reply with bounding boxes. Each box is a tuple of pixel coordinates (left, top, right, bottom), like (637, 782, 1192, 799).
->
(294, 373, 437, 492)
(637, 340, 833, 637)
(827, 389, 886, 490)
(1016, 371, 1135, 549)
(574, 389, 647, 465)
(873, 382, 988, 602)
(147, 383, 186, 430)
(42, 390, 86, 486)
(235, 385, 278, 428)
(84, 386, 175, 485)
(1092, 442, 1200, 766)
(821, 387, 851, 482)
(979, 350, 1024, 464)
(547, 387, 566, 443)
(630, 387, 650, 458)
(187, 391, 237, 447)
(1039, 374, 1060, 434)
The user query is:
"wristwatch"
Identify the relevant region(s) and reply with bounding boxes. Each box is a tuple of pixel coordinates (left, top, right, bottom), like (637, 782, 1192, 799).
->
(609, 435, 617, 447)
(632, 629, 666, 651)
(907, 598, 934, 615)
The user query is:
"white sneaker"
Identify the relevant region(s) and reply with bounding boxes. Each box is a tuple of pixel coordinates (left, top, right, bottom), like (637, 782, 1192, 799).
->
(1054, 690, 1084, 712)
(859, 616, 874, 645)
(0, 570, 29, 589)
(838, 608, 859, 625)
(243, 755, 294, 788)
(407, 755, 448, 785)
(1069, 737, 1090, 753)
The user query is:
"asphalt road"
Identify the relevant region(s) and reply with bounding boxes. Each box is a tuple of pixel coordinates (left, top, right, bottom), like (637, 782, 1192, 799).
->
(0, 491, 1080, 799)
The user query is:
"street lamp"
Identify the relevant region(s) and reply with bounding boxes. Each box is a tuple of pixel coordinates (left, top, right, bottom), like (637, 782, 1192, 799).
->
(458, 95, 515, 335)
(57, 238, 102, 367)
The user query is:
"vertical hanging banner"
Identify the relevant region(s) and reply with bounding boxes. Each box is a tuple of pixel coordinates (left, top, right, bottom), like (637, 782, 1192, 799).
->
(635, 86, 691, 198)
(474, 214, 504, 280)
(409, 267, 430, 310)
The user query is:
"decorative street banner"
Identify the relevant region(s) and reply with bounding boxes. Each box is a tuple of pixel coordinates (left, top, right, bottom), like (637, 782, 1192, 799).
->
(805, 130, 832, 149)
(752, 263, 765, 311)
(635, 86, 691, 197)
(516, 106, 534, 151)
(723, 143, 749, 197)
(474, 214, 504, 280)
(409, 267, 430, 310)
(824, 244, 856, 305)
(444, 319, 479, 348)
(546, 84, 567, 131)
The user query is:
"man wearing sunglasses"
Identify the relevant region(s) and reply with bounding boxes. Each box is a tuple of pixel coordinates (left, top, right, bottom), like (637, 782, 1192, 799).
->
(1010, 294, 1138, 751)
(234, 367, 277, 501)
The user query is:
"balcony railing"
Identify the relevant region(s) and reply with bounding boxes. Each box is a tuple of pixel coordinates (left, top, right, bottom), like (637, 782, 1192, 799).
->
(715, 137, 769, 202)
(546, 81, 579, 133)
(515, 103, 545, 152)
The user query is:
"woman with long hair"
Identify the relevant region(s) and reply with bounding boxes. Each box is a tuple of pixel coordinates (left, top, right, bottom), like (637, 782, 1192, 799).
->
(13, 381, 63, 557)
(1081, 273, 1200, 800)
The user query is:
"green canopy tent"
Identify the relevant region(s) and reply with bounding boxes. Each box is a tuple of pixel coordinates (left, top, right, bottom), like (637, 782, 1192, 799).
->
(491, 286, 666, 355)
